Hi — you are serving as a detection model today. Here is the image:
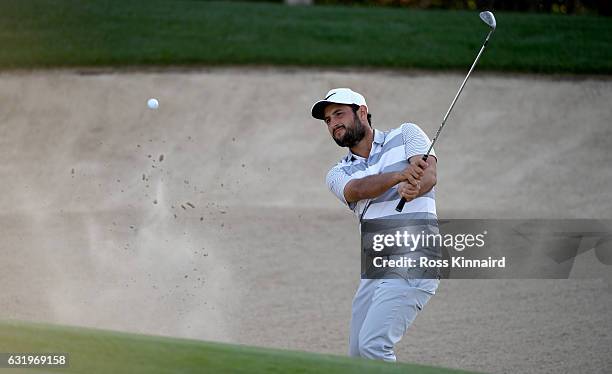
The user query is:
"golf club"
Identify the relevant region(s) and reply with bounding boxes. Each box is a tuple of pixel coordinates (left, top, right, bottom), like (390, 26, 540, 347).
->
(395, 11, 497, 212)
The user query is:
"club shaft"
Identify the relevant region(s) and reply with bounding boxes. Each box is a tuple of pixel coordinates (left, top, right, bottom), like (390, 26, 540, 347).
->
(427, 29, 492, 157)
(395, 29, 493, 212)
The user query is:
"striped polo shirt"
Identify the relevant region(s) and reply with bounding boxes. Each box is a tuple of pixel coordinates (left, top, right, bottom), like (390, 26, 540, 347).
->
(326, 123, 437, 220)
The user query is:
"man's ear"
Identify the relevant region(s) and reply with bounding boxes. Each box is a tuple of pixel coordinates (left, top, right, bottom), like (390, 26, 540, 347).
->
(358, 105, 368, 122)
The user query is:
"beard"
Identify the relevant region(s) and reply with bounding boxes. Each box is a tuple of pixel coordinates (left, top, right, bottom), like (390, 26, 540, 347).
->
(333, 115, 367, 148)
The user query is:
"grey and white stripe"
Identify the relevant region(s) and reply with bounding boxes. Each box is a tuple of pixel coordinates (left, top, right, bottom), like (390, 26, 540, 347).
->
(325, 123, 436, 219)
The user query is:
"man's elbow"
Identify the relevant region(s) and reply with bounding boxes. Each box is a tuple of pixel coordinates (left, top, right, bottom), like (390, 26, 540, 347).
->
(343, 180, 361, 203)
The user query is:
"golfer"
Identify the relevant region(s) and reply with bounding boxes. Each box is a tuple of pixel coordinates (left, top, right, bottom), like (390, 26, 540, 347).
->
(311, 88, 440, 362)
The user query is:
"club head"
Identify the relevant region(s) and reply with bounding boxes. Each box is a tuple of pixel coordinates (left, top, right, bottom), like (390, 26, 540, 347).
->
(479, 11, 496, 30)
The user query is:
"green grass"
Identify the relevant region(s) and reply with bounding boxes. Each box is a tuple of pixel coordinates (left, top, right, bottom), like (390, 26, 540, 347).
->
(0, 0, 611, 73)
(0, 320, 478, 374)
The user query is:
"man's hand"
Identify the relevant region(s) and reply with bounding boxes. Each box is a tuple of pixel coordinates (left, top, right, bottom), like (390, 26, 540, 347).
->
(396, 157, 436, 203)
(397, 158, 428, 186)
(397, 181, 420, 202)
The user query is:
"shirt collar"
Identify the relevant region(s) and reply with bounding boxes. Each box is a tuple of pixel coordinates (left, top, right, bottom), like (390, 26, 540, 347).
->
(373, 128, 385, 145)
(346, 128, 385, 162)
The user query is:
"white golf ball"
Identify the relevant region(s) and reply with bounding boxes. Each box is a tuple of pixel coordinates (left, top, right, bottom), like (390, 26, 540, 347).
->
(147, 98, 159, 109)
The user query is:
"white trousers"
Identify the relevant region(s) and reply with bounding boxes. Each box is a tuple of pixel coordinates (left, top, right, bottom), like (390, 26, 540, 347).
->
(348, 278, 438, 362)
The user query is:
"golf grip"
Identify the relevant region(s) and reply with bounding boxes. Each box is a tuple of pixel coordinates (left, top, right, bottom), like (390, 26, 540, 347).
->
(395, 154, 429, 212)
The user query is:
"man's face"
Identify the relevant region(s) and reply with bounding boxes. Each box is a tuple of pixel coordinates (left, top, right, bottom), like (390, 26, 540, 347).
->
(323, 104, 367, 148)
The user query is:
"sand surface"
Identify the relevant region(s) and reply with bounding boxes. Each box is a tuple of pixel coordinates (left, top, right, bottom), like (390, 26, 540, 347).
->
(1, 68, 611, 373)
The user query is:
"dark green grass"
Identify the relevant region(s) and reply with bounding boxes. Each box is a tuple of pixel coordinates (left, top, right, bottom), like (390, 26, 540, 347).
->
(0, 0, 611, 73)
(0, 320, 479, 373)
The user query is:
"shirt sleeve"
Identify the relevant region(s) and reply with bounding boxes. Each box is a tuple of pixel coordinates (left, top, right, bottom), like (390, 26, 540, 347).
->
(401, 123, 436, 161)
(326, 164, 356, 209)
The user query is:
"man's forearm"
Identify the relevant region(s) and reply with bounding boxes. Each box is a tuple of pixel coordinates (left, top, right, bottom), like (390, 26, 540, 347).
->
(416, 168, 437, 197)
(344, 172, 402, 203)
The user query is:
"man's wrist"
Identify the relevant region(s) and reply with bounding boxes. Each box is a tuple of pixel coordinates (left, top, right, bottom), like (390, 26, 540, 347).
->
(392, 171, 404, 185)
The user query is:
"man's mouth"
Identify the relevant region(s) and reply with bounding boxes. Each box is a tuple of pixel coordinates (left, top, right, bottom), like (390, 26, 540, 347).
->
(334, 127, 345, 137)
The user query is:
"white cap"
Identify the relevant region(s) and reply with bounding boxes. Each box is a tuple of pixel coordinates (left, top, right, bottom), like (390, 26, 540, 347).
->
(311, 88, 367, 120)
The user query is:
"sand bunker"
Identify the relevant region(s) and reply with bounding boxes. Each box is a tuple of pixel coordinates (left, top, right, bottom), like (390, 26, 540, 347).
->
(1, 68, 611, 373)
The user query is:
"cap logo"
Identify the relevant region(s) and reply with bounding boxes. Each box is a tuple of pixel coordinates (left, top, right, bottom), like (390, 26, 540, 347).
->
(324, 92, 337, 100)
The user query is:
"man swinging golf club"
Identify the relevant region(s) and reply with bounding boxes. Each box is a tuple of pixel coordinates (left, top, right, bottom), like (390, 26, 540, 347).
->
(311, 11, 496, 361)
(311, 88, 439, 361)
